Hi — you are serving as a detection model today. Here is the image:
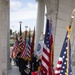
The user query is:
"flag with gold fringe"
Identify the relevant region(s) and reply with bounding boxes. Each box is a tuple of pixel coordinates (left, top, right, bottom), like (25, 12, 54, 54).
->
(41, 19, 54, 75)
(55, 26, 72, 75)
(25, 29, 31, 60)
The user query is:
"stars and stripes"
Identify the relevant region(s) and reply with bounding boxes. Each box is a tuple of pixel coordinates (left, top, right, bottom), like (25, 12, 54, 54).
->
(20, 46, 26, 59)
(41, 19, 51, 75)
(49, 20, 54, 75)
(68, 41, 72, 75)
(10, 40, 19, 58)
(10, 19, 72, 75)
(26, 43, 31, 59)
(10, 22, 26, 58)
(18, 22, 26, 53)
(19, 40, 26, 52)
(25, 29, 31, 60)
(55, 27, 72, 75)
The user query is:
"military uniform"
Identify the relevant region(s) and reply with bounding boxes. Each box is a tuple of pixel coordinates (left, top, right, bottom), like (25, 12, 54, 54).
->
(24, 65, 31, 75)
(15, 52, 26, 75)
(24, 60, 31, 75)
(31, 55, 39, 75)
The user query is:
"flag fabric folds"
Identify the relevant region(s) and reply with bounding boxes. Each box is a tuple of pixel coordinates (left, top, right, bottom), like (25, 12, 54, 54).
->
(19, 40, 26, 58)
(18, 23, 26, 54)
(49, 20, 54, 75)
(21, 47, 26, 59)
(25, 29, 31, 60)
(10, 35, 19, 58)
(41, 19, 54, 75)
(18, 39, 26, 53)
(68, 41, 72, 75)
(54, 27, 72, 75)
(10, 32, 18, 57)
(11, 23, 26, 58)
(36, 33, 43, 59)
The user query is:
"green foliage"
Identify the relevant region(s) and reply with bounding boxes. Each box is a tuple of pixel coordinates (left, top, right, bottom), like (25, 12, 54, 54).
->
(10, 40, 14, 47)
(10, 43, 14, 47)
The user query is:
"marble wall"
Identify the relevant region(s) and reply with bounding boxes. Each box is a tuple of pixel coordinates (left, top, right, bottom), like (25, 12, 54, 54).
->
(0, 0, 10, 75)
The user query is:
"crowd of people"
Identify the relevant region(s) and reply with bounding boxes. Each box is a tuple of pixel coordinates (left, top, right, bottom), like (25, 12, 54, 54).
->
(11, 51, 41, 75)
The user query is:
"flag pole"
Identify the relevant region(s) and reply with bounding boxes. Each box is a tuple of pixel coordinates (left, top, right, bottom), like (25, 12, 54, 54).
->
(19, 21, 22, 36)
(66, 25, 71, 75)
(25, 26, 28, 42)
(66, 9, 75, 75)
(69, 9, 75, 27)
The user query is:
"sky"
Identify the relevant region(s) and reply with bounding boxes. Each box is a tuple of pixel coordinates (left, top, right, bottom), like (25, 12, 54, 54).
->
(10, 0, 38, 33)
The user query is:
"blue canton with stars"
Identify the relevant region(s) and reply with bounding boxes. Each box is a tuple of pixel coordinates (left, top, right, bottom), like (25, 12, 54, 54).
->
(44, 19, 50, 49)
(59, 31, 72, 75)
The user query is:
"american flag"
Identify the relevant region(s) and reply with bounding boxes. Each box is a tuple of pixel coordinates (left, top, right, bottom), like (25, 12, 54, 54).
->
(18, 37, 26, 58)
(19, 40, 25, 52)
(41, 19, 51, 75)
(25, 30, 31, 60)
(19, 21, 23, 47)
(18, 22, 26, 52)
(26, 43, 31, 60)
(21, 46, 26, 59)
(10, 40, 19, 58)
(55, 30, 72, 75)
(68, 41, 72, 75)
(20, 32, 26, 59)
(49, 20, 54, 75)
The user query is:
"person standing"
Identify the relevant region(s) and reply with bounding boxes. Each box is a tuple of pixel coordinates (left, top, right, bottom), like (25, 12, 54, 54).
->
(24, 60, 31, 75)
(31, 55, 38, 75)
(15, 52, 26, 75)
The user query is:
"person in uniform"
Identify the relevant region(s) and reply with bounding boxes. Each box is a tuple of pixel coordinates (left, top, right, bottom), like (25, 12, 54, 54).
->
(15, 51, 26, 75)
(38, 59, 41, 75)
(24, 60, 31, 75)
(31, 54, 38, 75)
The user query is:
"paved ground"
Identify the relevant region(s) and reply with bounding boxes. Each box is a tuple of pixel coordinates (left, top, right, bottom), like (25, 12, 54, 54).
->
(8, 66, 20, 75)
(8, 59, 20, 75)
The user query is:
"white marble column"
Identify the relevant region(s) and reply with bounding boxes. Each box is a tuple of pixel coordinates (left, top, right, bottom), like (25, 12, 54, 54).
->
(0, 0, 10, 75)
(0, 0, 3, 75)
(6, 0, 10, 69)
(35, 0, 45, 52)
(44, 0, 75, 73)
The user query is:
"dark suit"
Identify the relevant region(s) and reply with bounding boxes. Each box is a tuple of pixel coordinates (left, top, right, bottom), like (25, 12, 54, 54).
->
(15, 57, 26, 75)
(31, 56, 38, 72)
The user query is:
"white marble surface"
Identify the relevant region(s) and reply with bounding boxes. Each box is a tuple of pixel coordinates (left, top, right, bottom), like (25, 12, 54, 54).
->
(8, 59, 20, 75)
(8, 66, 20, 75)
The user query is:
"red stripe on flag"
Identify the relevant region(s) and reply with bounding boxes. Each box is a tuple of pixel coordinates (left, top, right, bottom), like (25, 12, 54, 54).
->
(42, 56, 49, 65)
(26, 44, 31, 60)
(43, 48, 49, 56)
(41, 64, 47, 75)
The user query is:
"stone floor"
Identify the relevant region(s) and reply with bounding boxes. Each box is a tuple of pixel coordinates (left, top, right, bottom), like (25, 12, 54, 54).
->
(8, 59, 20, 75)
(8, 66, 20, 75)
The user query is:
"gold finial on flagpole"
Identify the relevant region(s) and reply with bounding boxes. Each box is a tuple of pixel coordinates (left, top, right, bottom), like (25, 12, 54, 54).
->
(66, 9, 75, 75)
(69, 9, 75, 27)
(67, 8, 75, 39)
